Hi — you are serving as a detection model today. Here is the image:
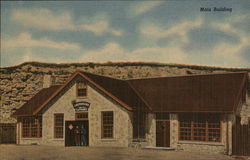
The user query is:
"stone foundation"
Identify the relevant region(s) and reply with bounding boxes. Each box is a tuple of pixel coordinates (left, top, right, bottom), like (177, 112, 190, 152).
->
(177, 142, 225, 153)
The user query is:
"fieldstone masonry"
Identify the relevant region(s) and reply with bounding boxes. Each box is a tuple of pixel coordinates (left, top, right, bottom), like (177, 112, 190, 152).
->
(170, 114, 178, 148)
(17, 79, 133, 147)
(7, 68, 249, 154)
(145, 113, 156, 146)
(2, 62, 245, 123)
(169, 113, 232, 154)
(240, 94, 250, 125)
(15, 83, 250, 155)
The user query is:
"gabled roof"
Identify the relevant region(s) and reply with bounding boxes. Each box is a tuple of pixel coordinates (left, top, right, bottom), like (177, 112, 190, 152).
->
(13, 71, 150, 117)
(80, 71, 151, 111)
(13, 71, 248, 117)
(12, 85, 61, 116)
(127, 72, 248, 113)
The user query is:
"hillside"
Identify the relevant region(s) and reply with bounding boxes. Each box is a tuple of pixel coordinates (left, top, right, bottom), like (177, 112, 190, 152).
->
(1, 62, 249, 123)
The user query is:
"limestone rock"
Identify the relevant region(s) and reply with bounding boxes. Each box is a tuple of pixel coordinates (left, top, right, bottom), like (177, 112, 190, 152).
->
(0, 62, 249, 123)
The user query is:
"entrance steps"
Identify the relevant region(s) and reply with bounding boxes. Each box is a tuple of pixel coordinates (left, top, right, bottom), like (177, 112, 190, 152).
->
(142, 146, 175, 151)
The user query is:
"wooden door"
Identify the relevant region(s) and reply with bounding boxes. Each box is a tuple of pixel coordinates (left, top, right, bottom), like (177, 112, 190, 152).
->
(65, 120, 89, 146)
(156, 121, 170, 147)
(0, 123, 16, 144)
(232, 117, 250, 156)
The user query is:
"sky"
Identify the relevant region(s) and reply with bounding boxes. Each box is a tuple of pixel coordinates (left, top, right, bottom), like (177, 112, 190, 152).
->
(1, 0, 250, 67)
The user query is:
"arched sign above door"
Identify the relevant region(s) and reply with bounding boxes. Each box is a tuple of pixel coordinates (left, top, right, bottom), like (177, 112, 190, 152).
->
(72, 101, 90, 112)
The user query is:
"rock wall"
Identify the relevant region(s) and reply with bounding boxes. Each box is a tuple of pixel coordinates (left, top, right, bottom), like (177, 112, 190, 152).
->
(1, 62, 249, 123)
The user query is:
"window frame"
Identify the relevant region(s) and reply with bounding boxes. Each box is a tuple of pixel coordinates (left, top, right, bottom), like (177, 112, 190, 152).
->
(54, 113, 64, 139)
(76, 81, 87, 97)
(178, 114, 221, 143)
(101, 111, 114, 139)
(21, 116, 42, 138)
(75, 112, 88, 120)
(132, 111, 146, 140)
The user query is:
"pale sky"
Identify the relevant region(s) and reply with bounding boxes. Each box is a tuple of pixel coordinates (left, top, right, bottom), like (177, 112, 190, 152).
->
(1, 1, 250, 67)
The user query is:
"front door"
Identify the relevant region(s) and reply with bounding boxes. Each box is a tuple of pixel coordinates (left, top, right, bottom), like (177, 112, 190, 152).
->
(156, 121, 170, 147)
(65, 120, 89, 146)
(232, 117, 250, 156)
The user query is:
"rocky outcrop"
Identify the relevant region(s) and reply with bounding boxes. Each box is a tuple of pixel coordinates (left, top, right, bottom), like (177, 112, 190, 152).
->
(0, 62, 249, 123)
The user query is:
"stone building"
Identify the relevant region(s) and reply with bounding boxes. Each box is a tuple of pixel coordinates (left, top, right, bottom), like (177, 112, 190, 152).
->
(13, 71, 250, 155)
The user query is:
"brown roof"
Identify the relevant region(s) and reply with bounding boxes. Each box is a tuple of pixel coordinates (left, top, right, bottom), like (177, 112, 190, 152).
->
(80, 71, 150, 111)
(128, 72, 248, 112)
(12, 85, 61, 116)
(13, 71, 248, 116)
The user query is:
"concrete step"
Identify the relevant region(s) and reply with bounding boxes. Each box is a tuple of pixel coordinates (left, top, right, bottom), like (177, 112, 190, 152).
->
(142, 146, 175, 151)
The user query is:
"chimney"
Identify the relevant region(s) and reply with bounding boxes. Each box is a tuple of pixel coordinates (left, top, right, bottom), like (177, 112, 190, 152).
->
(43, 75, 54, 88)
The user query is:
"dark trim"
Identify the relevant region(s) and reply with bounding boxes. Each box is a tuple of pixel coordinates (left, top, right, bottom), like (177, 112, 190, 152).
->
(76, 81, 87, 98)
(75, 112, 88, 121)
(32, 71, 133, 116)
(21, 116, 42, 138)
(78, 72, 133, 111)
(178, 114, 222, 143)
(132, 111, 146, 140)
(101, 111, 114, 139)
(54, 113, 64, 139)
(33, 72, 79, 115)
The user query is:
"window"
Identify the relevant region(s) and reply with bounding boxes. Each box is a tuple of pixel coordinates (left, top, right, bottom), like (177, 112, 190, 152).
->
(22, 117, 42, 138)
(179, 114, 221, 142)
(54, 114, 64, 138)
(22, 118, 30, 137)
(102, 111, 113, 138)
(133, 111, 146, 139)
(31, 118, 38, 137)
(75, 112, 88, 120)
(39, 118, 42, 137)
(77, 82, 87, 97)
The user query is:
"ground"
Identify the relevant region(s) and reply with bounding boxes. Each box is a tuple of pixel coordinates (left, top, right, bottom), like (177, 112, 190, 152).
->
(0, 145, 242, 160)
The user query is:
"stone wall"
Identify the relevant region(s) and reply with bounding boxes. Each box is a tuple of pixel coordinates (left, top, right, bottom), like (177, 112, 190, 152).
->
(18, 77, 132, 147)
(170, 114, 178, 148)
(145, 113, 156, 146)
(240, 94, 250, 125)
(128, 113, 156, 148)
(177, 142, 225, 153)
(87, 82, 132, 147)
(227, 114, 235, 155)
(129, 113, 232, 154)
(2, 62, 243, 123)
(171, 114, 231, 154)
(16, 122, 43, 145)
(41, 82, 76, 146)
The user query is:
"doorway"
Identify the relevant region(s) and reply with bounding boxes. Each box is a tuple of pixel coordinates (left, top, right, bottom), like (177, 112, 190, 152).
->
(0, 123, 16, 144)
(232, 117, 250, 156)
(65, 120, 89, 146)
(156, 120, 170, 147)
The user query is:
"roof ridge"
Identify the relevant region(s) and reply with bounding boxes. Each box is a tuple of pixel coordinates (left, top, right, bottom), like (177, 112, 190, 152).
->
(79, 72, 133, 110)
(80, 71, 124, 81)
(126, 81, 152, 111)
(126, 71, 248, 81)
(30, 71, 133, 115)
